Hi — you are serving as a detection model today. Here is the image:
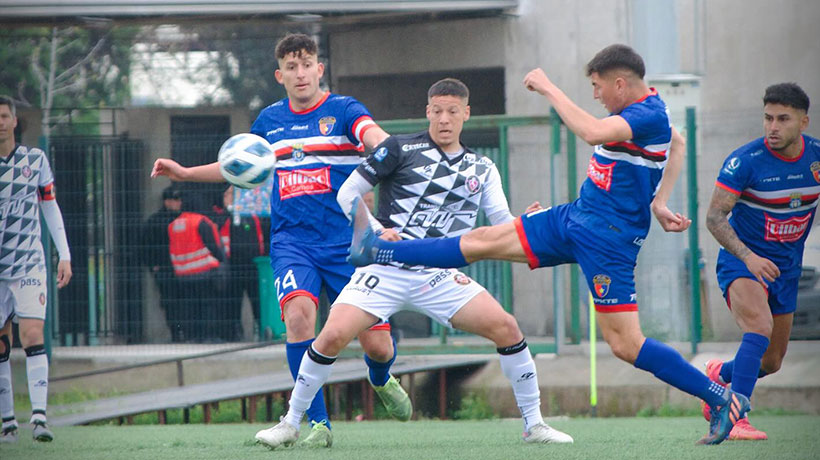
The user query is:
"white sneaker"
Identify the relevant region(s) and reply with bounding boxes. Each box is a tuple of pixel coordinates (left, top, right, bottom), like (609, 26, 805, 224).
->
(255, 420, 299, 449)
(0, 423, 18, 443)
(523, 422, 574, 444)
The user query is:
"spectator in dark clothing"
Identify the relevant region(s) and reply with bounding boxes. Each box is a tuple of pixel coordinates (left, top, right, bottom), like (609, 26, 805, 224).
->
(211, 186, 270, 341)
(168, 196, 227, 342)
(141, 186, 183, 342)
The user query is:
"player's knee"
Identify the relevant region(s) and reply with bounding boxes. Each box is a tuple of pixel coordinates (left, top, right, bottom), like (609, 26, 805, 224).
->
(493, 314, 522, 344)
(607, 338, 639, 363)
(283, 310, 314, 337)
(19, 327, 44, 349)
(363, 340, 393, 362)
(315, 328, 349, 356)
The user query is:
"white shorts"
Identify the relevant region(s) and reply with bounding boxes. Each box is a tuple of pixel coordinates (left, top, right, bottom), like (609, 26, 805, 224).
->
(0, 264, 48, 325)
(333, 265, 486, 328)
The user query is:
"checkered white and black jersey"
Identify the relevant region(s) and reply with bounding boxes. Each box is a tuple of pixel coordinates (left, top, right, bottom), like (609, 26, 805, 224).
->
(356, 131, 512, 241)
(0, 144, 53, 280)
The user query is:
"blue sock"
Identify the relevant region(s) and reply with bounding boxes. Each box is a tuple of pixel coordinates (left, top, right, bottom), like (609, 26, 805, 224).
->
(364, 337, 396, 387)
(286, 339, 330, 428)
(376, 236, 467, 268)
(634, 338, 727, 408)
(719, 359, 769, 384)
(729, 332, 770, 399)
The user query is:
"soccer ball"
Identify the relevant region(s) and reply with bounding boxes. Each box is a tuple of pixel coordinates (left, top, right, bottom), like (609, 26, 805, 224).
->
(217, 133, 276, 189)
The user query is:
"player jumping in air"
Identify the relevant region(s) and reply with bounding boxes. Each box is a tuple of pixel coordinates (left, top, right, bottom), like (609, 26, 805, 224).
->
(704, 82, 817, 441)
(253, 78, 573, 449)
(151, 33, 411, 448)
(347, 44, 750, 445)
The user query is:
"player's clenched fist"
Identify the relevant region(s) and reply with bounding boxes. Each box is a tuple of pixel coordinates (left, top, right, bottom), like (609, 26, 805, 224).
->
(523, 68, 554, 95)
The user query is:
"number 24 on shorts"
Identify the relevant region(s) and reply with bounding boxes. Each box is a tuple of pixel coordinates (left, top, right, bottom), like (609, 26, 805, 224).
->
(274, 269, 298, 301)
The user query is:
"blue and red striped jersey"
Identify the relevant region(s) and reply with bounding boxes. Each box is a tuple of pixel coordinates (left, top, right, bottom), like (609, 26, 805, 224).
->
(716, 134, 820, 277)
(251, 92, 377, 246)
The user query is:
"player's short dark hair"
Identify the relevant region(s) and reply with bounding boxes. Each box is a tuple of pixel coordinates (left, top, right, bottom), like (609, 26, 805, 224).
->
(428, 78, 469, 102)
(763, 83, 810, 112)
(162, 186, 181, 200)
(0, 95, 16, 117)
(586, 44, 646, 79)
(275, 33, 318, 60)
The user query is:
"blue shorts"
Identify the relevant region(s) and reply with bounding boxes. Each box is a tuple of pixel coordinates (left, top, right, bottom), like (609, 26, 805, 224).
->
(271, 241, 353, 313)
(515, 203, 643, 313)
(716, 250, 799, 316)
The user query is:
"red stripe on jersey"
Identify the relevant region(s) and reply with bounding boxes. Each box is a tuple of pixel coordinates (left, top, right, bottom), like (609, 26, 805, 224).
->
(38, 183, 56, 201)
(715, 180, 741, 195)
(742, 190, 820, 204)
(275, 142, 362, 157)
(289, 92, 330, 115)
(604, 141, 667, 158)
(594, 303, 638, 313)
(633, 88, 658, 104)
(765, 137, 804, 162)
(514, 217, 540, 269)
(351, 115, 374, 143)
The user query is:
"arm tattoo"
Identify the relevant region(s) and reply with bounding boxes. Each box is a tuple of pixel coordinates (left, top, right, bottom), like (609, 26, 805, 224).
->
(705, 187, 752, 261)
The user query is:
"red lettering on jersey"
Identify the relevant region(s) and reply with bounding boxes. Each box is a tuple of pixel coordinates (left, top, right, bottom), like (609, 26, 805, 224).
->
(279, 167, 332, 199)
(764, 213, 811, 242)
(587, 157, 614, 191)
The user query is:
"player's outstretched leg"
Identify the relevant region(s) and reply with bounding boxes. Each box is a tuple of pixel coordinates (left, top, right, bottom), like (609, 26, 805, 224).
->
(285, 338, 332, 447)
(702, 359, 768, 440)
(698, 390, 751, 445)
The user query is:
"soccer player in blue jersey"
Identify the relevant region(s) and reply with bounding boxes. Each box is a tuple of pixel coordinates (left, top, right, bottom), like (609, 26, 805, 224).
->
(704, 83, 817, 441)
(349, 44, 747, 444)
(151, 33, 410, 448)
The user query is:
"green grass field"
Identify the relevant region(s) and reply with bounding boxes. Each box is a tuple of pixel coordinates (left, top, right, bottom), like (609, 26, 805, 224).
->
(2, 416, 819, 460)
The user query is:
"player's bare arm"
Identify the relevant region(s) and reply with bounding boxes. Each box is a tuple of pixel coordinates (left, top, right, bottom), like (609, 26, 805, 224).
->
(362, 125, 390, 150)
(151, 158, 225, 182)
(706, 186, 780, 283)
(651, 126, 691, 232)
(523, 68, 633, 145)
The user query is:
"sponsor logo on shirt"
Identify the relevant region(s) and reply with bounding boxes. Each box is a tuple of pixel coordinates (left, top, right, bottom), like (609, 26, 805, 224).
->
(762, 176, 780, 183)
(278, 167, 332, 199)
(723, 157, 741, 175)
(19, 277, 42, 288)
(428, 269, 453, 289)
(291, 143, 305, 162)
(587, 157, 613, 191)
(789, 192, 802, 209)
(318, 116, 336, 135)
(764, 213, 811, 242)
(787, 174, 803, 180)
(812, 161, 820, 183)
(266, 127, 284, 135)
(373, 147, 388, 162)
(401, 142, 430, 152)
(291, 124, 309, 130)
(593, 274, 611, 298)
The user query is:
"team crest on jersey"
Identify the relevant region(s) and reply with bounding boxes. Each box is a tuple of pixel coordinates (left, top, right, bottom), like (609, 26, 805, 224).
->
(318, 116, 336, 135)
(811, 161, 820, 183)
(465, 175, 482, 194)
(373, 147, 388, 162)
(39, 293, 46, 305)
(21, 165, 32, 178)
(789, 192, 803, 209)
(291, 143, 305, 161)
(593, 274, 611, 298)
(453, 273, 471, 285)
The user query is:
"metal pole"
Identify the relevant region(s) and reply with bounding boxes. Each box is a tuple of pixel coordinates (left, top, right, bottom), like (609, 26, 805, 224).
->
(589, 293, 597, 416)
(550, 109, 564, 352)
(566, 132, 581, 344)
(686, 107, 702, 354)
(40, 135, 55, 359)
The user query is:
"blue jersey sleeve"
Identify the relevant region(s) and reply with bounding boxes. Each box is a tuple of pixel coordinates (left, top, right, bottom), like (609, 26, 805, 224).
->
(618, 101, 669, 142)
(342, 97, 374, 144)
(250, 111, 268, 138)
(716, 151, 752, 194)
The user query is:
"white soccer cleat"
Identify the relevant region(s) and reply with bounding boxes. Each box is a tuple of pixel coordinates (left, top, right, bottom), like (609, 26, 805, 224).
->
(255, 420, 300, 449)
(0, 423, 18, 443)
(523, 422, 574, 444)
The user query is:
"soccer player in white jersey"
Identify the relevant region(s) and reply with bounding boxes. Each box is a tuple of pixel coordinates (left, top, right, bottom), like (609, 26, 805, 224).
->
(254, 78, 574, 449)
(0, 96, 72, 443)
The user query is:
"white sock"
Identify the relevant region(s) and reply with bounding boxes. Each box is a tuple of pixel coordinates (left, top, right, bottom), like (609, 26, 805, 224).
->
(0, 359, 15, 425)
(499, 345, 543, 432)
(25, 348, 49, 423)
(284, 349, 334, 429)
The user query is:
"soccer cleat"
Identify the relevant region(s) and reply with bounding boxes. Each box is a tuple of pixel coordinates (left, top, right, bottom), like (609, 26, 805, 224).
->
(522, 423, 574, 444)
(702, 359, 727, 421)
(728, 417, 768, 441)
(697, 390, 750, 445)
(255, 420, 299, 449)
(370, 375, 413, 422)
(299, 420, 333, 448)
(347, 197, 379, 267)
(0, 423, 18, 443)
(32, 420, 54, 442)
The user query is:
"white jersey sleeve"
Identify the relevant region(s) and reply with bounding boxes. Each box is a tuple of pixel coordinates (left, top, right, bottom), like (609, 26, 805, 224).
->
(480, 165, 514, 225)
